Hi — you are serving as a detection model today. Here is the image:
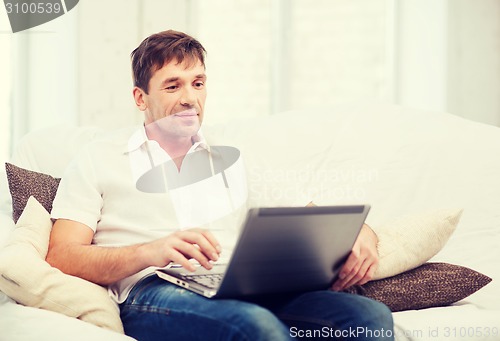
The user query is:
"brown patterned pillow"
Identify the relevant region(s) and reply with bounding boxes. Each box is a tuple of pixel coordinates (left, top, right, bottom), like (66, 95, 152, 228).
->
(5, 163, 61, 223)
(343, 262, 492, 312)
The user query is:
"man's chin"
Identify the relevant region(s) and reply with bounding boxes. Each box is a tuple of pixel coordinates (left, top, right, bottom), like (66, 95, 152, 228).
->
(170, 122, 201, 139)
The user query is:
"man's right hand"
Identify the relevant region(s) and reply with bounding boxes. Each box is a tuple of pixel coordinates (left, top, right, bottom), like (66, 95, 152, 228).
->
(144, 228, 222, 272)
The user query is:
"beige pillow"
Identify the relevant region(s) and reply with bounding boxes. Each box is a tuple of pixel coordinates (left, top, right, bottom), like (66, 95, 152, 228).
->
(0, 196, 124, 333)
(373, 208, 463, 280)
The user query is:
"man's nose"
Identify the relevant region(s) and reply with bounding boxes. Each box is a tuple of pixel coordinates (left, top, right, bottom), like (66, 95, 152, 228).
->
(180, 87, 196, 106)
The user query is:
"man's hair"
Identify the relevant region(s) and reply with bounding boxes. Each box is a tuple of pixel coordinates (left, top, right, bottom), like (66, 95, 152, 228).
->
(131, 30, 206, 94)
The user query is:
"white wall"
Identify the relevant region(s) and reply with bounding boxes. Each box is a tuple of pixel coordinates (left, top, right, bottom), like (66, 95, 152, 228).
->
(0, 11, 11, 162)
(6, 6, 78, 148)
(394, 0, 500, 126)
(75, 0, 391, 126)
(289, 0, 391, 111)
(0, 3, 79, 160)
(195, 0, 273, 123)
(3, 0, 500, 157)
(447, 0, 500, 126)
(77, 0, 141, 128)
(74, 0, 500, 127)
(394, 0, 449, 112)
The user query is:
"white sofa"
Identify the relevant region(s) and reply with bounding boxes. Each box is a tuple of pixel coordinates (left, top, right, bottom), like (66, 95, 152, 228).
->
(1, 102, 499, 340)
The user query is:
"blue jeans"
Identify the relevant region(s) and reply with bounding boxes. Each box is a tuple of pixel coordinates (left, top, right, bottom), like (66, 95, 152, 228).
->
(120, 275, 394, 341)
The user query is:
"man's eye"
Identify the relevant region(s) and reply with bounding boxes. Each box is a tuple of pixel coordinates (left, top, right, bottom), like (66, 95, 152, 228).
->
(194, 82, 204, 89)
(165, 85, 178, 91)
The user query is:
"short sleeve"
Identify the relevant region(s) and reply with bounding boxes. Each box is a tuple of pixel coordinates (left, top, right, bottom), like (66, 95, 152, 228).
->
(51, 146, 103, 232)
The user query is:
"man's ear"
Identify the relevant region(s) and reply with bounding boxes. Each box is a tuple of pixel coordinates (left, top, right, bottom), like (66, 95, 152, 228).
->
(133, 86, 147, 111)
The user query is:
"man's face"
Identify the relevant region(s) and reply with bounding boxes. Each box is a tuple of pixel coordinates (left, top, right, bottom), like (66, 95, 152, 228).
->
(136, 59, 207, 139)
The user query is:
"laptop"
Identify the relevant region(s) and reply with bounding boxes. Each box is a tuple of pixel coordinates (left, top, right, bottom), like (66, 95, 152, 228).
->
(156, 205, 370, 298)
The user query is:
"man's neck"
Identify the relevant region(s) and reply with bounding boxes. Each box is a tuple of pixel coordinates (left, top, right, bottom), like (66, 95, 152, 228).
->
(145, 124, 194, 169)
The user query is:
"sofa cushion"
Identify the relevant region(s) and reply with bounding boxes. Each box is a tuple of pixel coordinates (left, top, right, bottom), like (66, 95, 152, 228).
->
(344, 262, 492, 312)
(0, 196, 124, 333)
(373, 208, 463, 280)
(5, 163, 60, 223)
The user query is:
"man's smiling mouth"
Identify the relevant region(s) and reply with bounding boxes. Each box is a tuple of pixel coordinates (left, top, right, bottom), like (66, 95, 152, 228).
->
(174, 108, 198, 117)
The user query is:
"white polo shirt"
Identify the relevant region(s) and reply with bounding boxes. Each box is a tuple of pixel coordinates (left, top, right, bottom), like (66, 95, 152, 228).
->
(51, 126, 248, 303)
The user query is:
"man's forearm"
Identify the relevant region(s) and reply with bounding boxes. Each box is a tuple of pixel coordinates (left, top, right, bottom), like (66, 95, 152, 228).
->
(46, 242, 151, 286)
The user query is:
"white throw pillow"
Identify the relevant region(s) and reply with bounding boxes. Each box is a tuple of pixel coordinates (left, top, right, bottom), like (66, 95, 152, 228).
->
(373, 208, 463, 280)
(0, 196, 124, 333)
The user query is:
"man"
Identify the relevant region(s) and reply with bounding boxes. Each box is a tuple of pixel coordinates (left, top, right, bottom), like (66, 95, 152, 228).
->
(47, 30, 394, 340)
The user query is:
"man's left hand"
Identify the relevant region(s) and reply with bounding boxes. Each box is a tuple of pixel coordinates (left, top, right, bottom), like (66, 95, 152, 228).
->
(331, 224, 379, 291)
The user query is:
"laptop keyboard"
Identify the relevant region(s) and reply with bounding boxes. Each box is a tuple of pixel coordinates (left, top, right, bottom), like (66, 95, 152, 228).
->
(181, 273, 223, 289)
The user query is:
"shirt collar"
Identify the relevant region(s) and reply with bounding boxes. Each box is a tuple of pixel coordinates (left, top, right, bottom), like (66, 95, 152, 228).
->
(125, 125, 209, 154)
